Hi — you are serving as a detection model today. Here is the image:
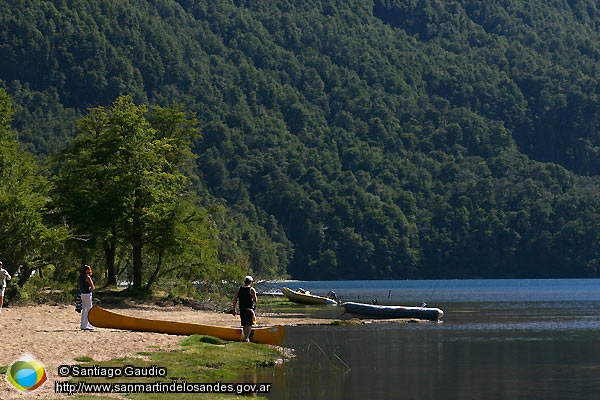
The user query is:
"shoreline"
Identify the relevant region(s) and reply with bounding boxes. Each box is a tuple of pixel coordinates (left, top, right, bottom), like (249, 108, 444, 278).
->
(0, 302, 413, 400)
(0, 302, 339, 400)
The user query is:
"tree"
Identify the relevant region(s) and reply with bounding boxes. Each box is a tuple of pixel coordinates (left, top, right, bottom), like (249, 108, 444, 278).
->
(0, 88, 68, 285)
(53, 95, 199, 289)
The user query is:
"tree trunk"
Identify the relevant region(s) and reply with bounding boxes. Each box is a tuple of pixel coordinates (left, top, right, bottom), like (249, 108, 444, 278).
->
(132, 240, 143, 288)
(17, 264, 31, 287)
(145, 247, 163, 291)
(132, 195, 144, 288)
(103, 238, 117, 286)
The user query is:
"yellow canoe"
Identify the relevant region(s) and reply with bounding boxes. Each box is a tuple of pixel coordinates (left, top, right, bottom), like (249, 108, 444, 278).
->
(281, 287, 338, 305)
(88, 306, 285, 345)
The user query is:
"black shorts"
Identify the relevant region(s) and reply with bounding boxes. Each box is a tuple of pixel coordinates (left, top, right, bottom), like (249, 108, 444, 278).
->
(240, 309, 255, 326)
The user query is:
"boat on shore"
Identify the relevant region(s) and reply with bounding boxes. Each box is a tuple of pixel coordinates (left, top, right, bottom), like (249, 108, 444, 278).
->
(281, 287, 339, 305)
(342, 301, 443, 321)
(88, 306, 286, 345)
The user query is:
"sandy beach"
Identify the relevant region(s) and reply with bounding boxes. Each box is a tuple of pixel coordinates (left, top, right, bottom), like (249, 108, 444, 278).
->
(0, 302, 336, 400)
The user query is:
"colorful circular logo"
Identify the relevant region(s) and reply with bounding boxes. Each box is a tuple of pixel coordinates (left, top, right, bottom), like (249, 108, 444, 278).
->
(6, 354, 48, 392)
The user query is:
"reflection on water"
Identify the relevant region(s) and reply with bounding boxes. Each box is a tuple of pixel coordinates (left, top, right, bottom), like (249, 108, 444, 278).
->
(246, 279, 600, 400)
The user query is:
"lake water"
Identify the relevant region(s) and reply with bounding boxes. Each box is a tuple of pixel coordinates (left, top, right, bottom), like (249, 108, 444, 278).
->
(249, 279, 600, 400)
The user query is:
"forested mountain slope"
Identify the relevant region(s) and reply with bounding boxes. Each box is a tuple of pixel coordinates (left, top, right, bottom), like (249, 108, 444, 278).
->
(2, 0, 600, 279)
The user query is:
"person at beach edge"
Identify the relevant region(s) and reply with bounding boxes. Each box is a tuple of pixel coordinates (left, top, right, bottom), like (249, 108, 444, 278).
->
(0, 261, 11, 313)
(232, 276, 257, 342)
(78, 264, 95, 330)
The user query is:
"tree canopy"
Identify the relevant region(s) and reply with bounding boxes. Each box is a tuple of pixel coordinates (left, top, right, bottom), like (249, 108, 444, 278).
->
(0, 88, 68, 283)
(2, 0, 600, 281)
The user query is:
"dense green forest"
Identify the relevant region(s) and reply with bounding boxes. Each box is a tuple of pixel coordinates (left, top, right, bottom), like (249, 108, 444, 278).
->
(2, 0, 600, 285)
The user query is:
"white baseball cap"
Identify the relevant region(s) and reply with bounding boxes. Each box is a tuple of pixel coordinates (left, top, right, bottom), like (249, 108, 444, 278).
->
(244, 275, 254, 283)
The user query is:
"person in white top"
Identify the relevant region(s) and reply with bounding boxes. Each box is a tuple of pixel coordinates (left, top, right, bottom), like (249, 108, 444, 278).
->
(0, 261, 11, 313)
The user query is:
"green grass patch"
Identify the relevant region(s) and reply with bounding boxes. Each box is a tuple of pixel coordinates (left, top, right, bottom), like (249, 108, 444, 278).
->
(255, 296, 289, 306)
(59, 334, 283, 400)
(180, 335, 228, 346)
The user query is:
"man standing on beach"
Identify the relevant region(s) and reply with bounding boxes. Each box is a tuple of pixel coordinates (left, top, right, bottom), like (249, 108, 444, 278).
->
(232, 276, 257, 342)
(0, 261, 11, 313)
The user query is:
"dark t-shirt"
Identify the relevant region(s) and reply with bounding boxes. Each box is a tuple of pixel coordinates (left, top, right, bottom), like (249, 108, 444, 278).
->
(79, 273, 92, 294)
(238, 285, 254, 310)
